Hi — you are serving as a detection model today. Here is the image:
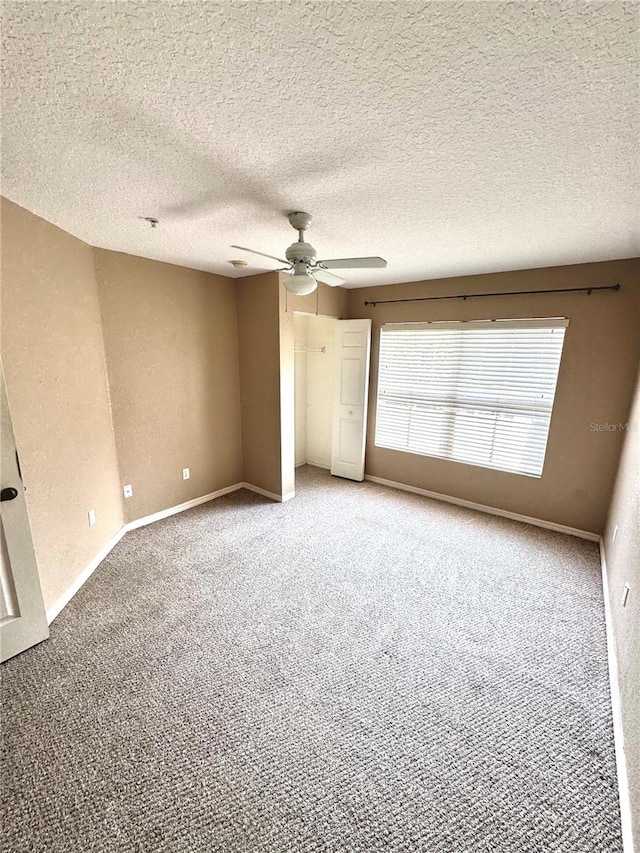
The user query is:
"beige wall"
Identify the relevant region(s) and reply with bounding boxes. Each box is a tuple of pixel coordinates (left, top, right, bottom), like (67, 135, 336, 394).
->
(2, 199, 246, 611)
(348, 259, 640, 533)
(1, 200, 347, 608)
(236, 272, 284, 496)
(604, 365, 640, 847)
(0, 199, 122, 611)
(94, 249, 242, 523)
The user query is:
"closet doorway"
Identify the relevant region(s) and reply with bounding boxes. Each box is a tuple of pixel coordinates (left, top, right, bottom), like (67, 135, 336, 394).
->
(294, 313, 337, 473)
(293, 313, 372, 485)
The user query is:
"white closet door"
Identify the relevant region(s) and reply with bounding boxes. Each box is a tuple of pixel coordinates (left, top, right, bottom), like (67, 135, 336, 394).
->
(330, 319, 372, 481)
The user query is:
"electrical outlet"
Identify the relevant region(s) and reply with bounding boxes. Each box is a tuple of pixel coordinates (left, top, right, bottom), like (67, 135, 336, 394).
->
(182, 468, 190, 480)
(123, 484, 133, 498)
(88, 509, 96, 527)
(622, 584, 630, 607)
(612, 525, 619, 544)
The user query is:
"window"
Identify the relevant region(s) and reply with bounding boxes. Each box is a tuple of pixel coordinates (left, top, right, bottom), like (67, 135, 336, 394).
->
(375, 318, 568, 477)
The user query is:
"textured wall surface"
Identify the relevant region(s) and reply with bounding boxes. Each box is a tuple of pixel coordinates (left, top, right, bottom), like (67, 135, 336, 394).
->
(2, 2, 638, 286)
(347, 259, 640, 534)
(94, 250, 242, 524)
(604, 366, 640, 849)
(0, 199, 123, 610)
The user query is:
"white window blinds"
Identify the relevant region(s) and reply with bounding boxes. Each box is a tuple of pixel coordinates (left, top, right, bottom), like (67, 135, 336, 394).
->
(375, 319, 568, 477)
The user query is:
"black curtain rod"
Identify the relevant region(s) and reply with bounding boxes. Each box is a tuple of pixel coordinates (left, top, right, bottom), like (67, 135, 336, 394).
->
(363, 283, 620, 307)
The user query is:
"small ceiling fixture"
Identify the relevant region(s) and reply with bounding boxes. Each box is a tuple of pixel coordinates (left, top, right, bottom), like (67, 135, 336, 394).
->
(229, 259, 249, 269)
(231, 211, 387, 295)
(143, 217, 159, 228)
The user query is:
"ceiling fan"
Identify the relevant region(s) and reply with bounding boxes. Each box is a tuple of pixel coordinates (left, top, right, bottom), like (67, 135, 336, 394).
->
(232, 211, 387, 295)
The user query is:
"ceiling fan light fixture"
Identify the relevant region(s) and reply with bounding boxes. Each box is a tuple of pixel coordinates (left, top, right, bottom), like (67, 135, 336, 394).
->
(284, 270, 317, 296)
(231, 211, 387, 292)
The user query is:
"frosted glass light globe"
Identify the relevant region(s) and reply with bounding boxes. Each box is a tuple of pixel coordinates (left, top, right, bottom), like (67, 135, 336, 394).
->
(284, 272, 317, 296)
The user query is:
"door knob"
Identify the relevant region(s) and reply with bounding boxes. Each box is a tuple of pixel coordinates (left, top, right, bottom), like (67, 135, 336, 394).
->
(1, 487, 18, 501)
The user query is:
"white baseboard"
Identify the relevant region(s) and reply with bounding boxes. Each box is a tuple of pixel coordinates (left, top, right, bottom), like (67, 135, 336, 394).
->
(47, 482, 245, 624)
(124, 483, 244, 531)
(46, 527, 127, 625)
(305, 459, 331, 470)
(242, 482, 294, 502)
(600, 538, 635, 853)
(364, 474, 600, 541)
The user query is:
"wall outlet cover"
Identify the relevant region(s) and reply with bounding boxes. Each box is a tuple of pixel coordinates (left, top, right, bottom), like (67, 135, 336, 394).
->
(123, 484, 133, 498)
(612, 524, 619, 543)
(88, 509, 96, 527)
(182, 468, 190, 480)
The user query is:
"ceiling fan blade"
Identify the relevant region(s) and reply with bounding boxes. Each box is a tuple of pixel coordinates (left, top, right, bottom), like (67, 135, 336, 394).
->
(313, 268, 346, 287)
(316, 256, 387, 270)
(231, 245, 289, 265)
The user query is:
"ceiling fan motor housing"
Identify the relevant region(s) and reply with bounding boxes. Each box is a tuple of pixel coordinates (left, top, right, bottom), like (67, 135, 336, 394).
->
(286, 241, 317, 264)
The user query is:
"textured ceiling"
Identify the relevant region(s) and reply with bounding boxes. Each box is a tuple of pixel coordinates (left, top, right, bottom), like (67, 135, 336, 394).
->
(2, 2, 639, 288)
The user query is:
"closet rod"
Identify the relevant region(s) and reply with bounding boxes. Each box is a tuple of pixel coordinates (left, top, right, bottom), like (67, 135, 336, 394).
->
(363, 283, 620, 307)
(294, 346, 326, 353)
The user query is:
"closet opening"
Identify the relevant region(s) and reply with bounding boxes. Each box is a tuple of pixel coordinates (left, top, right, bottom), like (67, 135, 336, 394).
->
(293, 312, 338, 481)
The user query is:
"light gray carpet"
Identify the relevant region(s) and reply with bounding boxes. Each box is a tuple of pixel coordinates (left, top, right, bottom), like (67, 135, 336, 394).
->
(1, 465, 622, 852)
